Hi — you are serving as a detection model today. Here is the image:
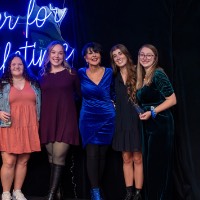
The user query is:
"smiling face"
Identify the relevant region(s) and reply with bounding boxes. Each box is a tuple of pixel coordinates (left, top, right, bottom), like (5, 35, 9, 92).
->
(49, 44, 65, 68)
(112, 48, 128, 69)
(10, 57, 24, 78)
(138, 47, 156, 70)
(84, 48, 101, 67)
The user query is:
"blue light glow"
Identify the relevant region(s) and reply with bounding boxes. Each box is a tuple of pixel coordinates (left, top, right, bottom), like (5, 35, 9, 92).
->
(0, 12, 19, 30)
(0, 0, 74, 72)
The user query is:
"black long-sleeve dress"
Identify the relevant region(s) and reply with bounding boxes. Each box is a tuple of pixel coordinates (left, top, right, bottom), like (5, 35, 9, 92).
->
(112, 72, 141, 152)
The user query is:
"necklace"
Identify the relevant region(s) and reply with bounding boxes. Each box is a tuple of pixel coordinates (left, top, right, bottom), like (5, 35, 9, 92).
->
(13, 77, 25, 81)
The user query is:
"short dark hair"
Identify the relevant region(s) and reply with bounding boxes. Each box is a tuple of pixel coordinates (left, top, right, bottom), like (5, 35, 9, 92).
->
(81, 42, 103, 57)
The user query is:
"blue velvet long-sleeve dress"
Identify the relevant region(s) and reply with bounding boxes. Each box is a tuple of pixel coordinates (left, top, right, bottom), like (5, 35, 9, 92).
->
(136, 69, 175, 200)
(78, 67, 115, 147)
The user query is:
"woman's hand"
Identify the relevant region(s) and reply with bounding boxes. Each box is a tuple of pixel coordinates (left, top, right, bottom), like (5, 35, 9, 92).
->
(0, 111, 11, 122)
(139, 111, 151, 120)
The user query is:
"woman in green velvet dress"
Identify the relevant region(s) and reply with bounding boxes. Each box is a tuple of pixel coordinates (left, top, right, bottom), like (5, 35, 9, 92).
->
(136, 44, 176, 200)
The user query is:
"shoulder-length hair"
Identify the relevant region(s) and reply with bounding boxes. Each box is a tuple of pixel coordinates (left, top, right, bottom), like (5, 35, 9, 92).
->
(81, 42, 103, 57)
(110, 44, 137, 102)
(40, 41, 72, 76)
(0, 53, 39, 90)
(136, 44, 160, 90)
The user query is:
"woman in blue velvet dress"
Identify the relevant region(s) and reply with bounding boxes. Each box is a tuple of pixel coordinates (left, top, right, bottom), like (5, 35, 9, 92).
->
(78, 42, 115, 200)
(136, 44, 176, 200)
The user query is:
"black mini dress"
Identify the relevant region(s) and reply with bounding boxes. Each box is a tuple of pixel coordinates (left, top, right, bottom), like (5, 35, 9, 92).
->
(112, 72, 141, 152)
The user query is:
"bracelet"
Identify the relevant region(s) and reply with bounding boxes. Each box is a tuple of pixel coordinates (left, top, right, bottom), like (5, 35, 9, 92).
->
(150, 106, 157, 118)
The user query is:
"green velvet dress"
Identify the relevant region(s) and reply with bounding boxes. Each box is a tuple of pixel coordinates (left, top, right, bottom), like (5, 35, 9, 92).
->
(136, 69, 174, 200)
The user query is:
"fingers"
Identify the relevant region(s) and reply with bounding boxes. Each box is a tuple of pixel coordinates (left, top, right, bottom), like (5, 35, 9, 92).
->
(139, 111, 151, 120)
(0, 111, 11, 122)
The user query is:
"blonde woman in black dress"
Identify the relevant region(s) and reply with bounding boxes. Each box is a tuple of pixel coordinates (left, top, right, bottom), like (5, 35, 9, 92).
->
(110, 44, 143, 200)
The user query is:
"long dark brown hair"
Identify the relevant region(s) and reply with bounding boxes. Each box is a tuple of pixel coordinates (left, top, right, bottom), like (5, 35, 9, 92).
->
(0, 53, 39, 90)
(110, 44, 137, 102)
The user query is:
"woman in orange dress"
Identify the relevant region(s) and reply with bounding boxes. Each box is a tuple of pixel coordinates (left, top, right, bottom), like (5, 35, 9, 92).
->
(0, 54, 41, 200)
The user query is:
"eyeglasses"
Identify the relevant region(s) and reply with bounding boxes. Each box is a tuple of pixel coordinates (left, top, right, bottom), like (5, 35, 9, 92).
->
(139, 53, 154, 60)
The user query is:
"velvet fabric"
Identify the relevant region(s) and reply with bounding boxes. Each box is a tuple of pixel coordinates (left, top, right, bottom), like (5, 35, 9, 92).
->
(137, 69, 175, 200)
(78, 67, 115, 147)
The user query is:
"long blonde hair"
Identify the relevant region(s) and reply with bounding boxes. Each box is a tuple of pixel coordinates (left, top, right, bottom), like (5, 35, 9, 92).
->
(136, 44, 159, 89)
(110, 44, 137, 102)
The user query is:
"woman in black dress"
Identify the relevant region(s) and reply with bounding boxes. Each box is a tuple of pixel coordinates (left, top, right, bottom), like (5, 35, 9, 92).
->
(110, 44, 143, 200)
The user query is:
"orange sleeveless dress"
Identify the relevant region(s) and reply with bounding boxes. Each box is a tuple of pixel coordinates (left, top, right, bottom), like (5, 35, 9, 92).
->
(0, 81, 41, 154)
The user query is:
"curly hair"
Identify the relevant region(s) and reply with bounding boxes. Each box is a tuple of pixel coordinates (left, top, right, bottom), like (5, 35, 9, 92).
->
(40, 41, 72, 76)
(0, 53, 39, 90)
(110, 44, 137, 103)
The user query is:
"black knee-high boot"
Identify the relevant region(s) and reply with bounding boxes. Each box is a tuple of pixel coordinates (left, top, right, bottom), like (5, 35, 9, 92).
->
(55, 185, 64, 200)
(46, 164, 64, 200)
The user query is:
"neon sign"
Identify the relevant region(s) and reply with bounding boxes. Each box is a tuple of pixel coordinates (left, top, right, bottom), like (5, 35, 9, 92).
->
(0, 0, 75, 72)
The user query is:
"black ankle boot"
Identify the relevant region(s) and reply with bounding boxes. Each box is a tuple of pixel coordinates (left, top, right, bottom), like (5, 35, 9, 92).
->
(123, 186, 133, 200)
(133, 189, 142, 200)
(46, 164, 64, 200)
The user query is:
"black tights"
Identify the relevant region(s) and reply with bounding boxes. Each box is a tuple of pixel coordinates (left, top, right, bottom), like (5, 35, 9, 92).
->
(86, 144, 109, 188)
(46, 142, 70, 166)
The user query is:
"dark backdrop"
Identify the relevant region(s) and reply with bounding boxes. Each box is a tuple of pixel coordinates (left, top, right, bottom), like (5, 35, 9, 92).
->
(0, 0, 200, 199)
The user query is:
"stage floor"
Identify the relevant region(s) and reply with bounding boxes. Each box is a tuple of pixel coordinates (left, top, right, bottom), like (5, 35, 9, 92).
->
(28, 198, 89, 200)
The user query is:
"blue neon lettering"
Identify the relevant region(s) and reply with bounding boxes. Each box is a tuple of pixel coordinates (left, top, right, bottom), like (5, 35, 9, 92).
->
(0, 0, 74, 72)
(0, 42, 11, 71)
(0, 12, 19, 30)
(49, 4, 67, 23)
(26, 0, 67, 38)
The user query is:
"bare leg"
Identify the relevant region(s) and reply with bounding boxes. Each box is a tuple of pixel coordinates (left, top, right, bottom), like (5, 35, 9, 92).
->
(13, 153, 30, 190)
(122, 151, 134, 186)
(133, 152, 143, 189)
(1, 152, 17, 192)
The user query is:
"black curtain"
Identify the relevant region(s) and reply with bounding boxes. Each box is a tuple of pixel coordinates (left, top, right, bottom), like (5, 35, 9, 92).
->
(69, 1, 200, 199)
(0, 0, 200, 199)
(172, 0, 200, 199)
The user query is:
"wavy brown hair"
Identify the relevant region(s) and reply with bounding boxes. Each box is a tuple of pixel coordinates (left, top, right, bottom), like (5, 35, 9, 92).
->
(40, 41, 72, 76)
(110, 44, 137, 103)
